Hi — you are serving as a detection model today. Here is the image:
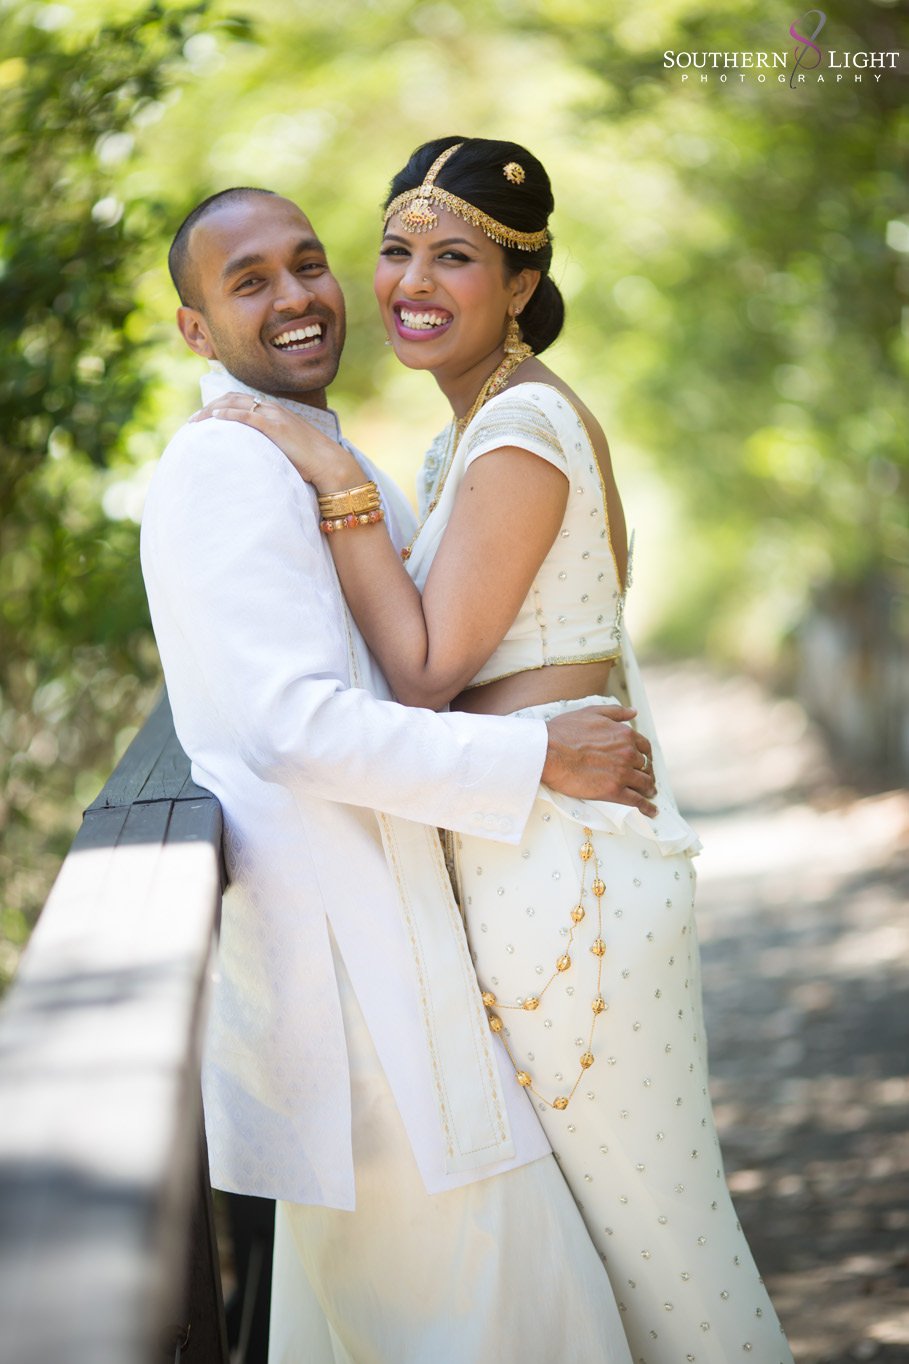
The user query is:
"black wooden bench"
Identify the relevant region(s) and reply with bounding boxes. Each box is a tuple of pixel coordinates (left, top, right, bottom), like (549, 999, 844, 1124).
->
(0, 692, 230, 1362)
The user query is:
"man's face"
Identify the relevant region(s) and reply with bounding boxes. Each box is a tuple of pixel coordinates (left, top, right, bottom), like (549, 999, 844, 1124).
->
(177, 196, 346, 406)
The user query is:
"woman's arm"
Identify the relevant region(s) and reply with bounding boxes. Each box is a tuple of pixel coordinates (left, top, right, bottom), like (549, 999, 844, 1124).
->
(193, 392, 568, 711)
(329, 447, 568, 710)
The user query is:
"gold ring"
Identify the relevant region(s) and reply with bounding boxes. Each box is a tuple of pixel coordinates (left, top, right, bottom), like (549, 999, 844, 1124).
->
(641, 752, 650, 773)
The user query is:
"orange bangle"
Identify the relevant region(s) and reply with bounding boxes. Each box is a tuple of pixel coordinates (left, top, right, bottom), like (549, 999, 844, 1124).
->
(320, 508, 385, 534)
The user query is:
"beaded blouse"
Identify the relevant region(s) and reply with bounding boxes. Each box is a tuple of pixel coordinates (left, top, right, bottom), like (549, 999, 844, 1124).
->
(409, 382, 628, 689)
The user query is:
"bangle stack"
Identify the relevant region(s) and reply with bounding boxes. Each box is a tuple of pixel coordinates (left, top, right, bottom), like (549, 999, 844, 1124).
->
(318, 480, 385, 534)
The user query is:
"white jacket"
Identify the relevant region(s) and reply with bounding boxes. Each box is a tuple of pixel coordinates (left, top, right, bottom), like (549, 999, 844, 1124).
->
(140, 370, 551, 1209)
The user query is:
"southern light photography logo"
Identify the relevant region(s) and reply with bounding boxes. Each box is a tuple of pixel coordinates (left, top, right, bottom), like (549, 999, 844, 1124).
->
(663, 10, 901, 87)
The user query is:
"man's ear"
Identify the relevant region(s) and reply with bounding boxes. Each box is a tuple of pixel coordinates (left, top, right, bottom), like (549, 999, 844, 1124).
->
(177, 306, 217, 359)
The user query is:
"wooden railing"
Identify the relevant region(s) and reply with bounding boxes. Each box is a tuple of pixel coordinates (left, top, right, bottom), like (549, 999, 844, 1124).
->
(0, 693, 229, 1363)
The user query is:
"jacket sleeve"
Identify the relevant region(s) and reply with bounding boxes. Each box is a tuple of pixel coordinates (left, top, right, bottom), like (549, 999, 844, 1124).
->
(140, 419, 547, 844)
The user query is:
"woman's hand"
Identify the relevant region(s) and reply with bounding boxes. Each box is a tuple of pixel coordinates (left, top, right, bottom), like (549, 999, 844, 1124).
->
(189, 391, 359, 491)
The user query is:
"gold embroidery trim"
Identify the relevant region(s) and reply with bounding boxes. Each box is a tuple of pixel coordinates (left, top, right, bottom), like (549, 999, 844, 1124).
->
(462, 405, 564, 468)
(466, 652, 623, 690)
(425, 816, 509, 1145)
(377, 811, 456, 1160)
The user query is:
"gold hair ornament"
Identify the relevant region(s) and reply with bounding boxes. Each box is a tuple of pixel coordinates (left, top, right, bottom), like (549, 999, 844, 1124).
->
(503, 161, 525, 184)
(384, 142, 549, 253)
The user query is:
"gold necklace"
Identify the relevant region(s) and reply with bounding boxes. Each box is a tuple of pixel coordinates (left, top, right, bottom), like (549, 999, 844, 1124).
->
(483, 827, 607, 1111)
(400, 342, 533, 561)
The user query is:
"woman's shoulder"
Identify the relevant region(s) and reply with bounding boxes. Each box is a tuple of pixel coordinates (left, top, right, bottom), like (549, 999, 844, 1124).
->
(507, 373, 607, 438)
(478, 373, 611, 468)
(461, 378, 570, 472)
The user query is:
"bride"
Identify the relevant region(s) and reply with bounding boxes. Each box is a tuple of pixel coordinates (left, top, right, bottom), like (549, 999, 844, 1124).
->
(201, 136, 793, 1364)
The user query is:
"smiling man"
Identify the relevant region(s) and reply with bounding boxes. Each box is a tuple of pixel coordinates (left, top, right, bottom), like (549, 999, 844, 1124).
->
(141, 187, 647, 1363)
(169, 189, 344, 402)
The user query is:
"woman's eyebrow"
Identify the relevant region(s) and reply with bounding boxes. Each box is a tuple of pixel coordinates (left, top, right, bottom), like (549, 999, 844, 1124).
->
(382, 234, 475, 248)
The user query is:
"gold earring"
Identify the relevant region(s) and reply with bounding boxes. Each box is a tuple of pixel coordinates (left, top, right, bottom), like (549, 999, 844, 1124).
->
(504, 312, 523, 355)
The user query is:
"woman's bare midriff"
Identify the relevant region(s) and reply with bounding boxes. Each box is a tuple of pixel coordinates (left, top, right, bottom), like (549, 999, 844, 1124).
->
(451, 659, 617, 717)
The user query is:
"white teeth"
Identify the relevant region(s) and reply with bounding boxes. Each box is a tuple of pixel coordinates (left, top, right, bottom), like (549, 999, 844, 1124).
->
(272, 323, 323, 349)
(399, 309, 448, 330)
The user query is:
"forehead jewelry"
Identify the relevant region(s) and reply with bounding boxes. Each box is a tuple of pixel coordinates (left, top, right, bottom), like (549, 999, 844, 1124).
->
(384, 142, 549, 252)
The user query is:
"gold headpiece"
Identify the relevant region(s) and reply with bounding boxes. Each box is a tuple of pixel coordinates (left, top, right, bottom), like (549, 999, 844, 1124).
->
(503, 161, 525, 184)
(383, 142, 550, 253)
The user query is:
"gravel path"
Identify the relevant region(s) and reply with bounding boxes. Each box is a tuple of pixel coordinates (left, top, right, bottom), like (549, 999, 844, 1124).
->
(648, 663, 909, 1364)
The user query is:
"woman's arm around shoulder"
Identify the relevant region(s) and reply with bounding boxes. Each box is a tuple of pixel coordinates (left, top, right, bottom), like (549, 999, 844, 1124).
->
(320, 394, 569, 709)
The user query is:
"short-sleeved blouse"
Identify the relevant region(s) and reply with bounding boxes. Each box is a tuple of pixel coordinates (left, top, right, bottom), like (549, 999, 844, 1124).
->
(409, 382, 627, 689)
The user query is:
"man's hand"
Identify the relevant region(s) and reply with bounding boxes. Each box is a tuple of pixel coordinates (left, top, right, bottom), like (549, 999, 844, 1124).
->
(542, 705, 657, 816)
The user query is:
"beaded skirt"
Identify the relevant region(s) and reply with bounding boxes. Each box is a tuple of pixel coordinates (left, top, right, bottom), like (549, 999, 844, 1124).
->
(456, 695, 794, 1364)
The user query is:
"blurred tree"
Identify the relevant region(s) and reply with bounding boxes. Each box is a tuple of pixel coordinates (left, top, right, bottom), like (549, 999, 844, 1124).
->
(0, 1, 253, 986)
(0, 1, 252, 501)
(522, 0, 908, 666)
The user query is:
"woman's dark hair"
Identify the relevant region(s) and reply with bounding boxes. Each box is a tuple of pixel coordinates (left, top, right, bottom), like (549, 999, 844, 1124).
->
(383, 135, 564, 355)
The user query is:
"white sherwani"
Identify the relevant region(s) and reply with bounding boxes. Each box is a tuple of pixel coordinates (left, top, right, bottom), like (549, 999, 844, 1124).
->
(139, 368, 552, 1210)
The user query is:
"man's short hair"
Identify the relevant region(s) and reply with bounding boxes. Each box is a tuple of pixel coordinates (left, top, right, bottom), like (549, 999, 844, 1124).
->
(168, 187, 276, 307)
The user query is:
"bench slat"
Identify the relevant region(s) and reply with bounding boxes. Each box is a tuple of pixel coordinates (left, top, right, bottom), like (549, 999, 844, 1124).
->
(0, 695, 226, 1363)
(87, 692, 210, 811)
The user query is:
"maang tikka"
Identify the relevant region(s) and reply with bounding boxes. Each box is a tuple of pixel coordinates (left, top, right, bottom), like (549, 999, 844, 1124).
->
(384, 143, 550, 253)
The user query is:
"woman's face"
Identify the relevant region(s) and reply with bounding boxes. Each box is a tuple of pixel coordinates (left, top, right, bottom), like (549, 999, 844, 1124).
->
(374, 207, 538, 382)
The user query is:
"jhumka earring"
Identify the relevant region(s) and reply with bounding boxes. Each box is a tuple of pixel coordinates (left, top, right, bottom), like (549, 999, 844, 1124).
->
(504, 311, 523, 355)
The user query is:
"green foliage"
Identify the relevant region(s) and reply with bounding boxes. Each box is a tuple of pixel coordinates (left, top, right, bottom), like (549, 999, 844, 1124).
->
(526, 0, 908, 658)
(0, 1, 250, 987)
(1, 0, 905, 984)
(0, 1, 233, 500)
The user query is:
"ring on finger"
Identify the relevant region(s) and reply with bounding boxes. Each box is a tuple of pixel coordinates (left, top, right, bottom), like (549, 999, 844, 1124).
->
(641, 752, 651, 773)
(250, 397, 261, 412)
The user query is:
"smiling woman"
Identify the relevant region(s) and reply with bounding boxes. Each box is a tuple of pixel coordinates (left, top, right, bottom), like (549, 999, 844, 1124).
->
(375, 216, 539, 421)
(167, 187, 347, 406)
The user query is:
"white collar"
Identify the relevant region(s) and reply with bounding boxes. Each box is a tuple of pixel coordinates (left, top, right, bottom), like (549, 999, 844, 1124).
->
(201, 361, 343, 442)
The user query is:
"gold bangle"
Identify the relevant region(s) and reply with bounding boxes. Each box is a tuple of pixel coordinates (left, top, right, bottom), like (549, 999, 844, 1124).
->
(317, 480, 381, 520)
(320, 508, 385, 534)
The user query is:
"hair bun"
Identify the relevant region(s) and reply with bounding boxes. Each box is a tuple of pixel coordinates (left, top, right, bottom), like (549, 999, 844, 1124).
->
(520, 276, 564, 355)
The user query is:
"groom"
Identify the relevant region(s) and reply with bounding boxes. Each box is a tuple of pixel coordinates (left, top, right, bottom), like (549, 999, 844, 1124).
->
(142, 187, 653, 1361)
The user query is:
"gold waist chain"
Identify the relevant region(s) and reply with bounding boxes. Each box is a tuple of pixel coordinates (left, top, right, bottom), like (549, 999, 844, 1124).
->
(482, 827, 606, 1112)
